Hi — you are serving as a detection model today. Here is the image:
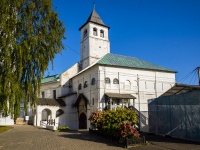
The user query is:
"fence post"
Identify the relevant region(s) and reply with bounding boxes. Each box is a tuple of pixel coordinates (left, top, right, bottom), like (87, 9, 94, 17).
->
(125, 138, 128, 148)
(143, 136, 146, 143)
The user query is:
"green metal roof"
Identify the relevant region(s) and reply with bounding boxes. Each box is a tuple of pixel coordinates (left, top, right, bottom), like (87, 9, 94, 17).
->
(97, 54, 176, 72)
(41, 74, 60, 84)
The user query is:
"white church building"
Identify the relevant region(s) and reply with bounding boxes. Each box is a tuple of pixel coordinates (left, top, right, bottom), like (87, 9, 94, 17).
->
(34, 9, 176, 132)
(0, 9, 176, 132)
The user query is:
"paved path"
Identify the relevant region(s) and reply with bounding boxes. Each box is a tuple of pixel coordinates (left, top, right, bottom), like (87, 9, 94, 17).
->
(140, 133, 200, 150)
(0, 125, 200, 150)
(0, 125, 124, 150)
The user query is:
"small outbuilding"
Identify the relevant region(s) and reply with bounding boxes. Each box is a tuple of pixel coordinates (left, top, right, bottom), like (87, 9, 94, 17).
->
(149, 84, 200, 141)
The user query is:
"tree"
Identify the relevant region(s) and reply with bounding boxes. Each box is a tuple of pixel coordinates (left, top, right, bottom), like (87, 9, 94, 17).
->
(0, 0, 65, 120)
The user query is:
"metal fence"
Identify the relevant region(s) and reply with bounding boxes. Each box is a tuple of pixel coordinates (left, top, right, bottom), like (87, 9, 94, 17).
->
(149, 90, 200, 141)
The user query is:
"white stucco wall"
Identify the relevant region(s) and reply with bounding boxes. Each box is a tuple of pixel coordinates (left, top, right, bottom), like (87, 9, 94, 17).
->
(60, 63, 79, 86)
(37, 59, 175, 132)
(40, 81, 61, 99)
(69, 64, 175, 131)
(61, 94, 78, 130)
(80, 22, 110, 69)
(98, 65, 175, 131)
(0, 116, 14, 125)
(72, 65, 99, 109)
(35, 105, 60, 127)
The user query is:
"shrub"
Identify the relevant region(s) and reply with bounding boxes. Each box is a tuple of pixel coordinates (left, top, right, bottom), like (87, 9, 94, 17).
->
(101, 108, 137, 137)
(57, 126, 69, 131)
(89, 107, 139, 139)
(119, 121, 140, 139)
(88, 111, 103, 128)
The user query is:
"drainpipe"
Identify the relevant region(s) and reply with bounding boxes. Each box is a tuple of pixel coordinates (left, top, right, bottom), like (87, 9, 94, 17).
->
(155, 72, 157, 98)
(137, 75, 141, 130)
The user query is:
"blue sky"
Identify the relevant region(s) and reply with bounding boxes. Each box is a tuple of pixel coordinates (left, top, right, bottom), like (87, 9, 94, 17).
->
(46, 0, 200, 85)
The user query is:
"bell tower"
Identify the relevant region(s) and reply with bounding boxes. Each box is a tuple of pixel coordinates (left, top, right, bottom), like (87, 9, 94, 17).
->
(79, 8, 110, 70)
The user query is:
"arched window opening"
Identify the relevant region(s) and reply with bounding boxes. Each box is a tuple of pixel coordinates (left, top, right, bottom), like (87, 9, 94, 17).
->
(105, 77, 110, 84)
(83, 29, 87, 38)
(91, 78, 96, 85)
(100, 30, 104, 38)
(125, 80, 131, 89)
(93, 28, 97, 36)
(78, 84, 82, 90)
(84, 81, 88, 88)
(113, 78, 119, 84)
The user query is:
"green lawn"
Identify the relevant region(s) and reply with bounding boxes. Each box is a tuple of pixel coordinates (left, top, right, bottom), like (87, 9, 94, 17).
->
(0, 126, 13, 133)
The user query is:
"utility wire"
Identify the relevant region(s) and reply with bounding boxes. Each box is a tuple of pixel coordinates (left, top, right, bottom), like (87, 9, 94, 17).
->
(178, 68, 197, 84)
(64, 43, 80, 55)
(178, 67, 199, 85)
(189, 69, 197, 85)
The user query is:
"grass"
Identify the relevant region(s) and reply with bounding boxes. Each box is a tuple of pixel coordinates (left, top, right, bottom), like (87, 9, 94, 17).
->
(0, 126, 13, 133)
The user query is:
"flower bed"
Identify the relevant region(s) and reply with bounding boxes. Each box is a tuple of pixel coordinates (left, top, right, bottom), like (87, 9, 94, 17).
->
(88, 108, 146, 148)
(89, 128, 145, 148)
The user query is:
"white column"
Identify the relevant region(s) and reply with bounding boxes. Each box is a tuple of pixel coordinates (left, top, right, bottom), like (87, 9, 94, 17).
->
(87, 106, 90, 129)
(51, 108, 57, 126)
(33, 114, 36, 126)
(37, 112, 41, 127)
